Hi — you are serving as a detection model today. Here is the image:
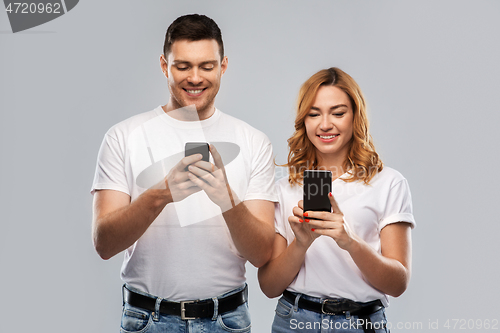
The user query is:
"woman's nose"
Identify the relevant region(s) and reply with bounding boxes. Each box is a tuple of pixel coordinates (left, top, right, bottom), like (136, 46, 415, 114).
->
(320, 116, 334, 131)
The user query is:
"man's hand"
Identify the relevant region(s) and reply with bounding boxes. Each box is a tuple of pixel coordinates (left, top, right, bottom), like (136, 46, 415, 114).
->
(186, 144, 273, 267)
(92, 153, 207, 260)
(187, 144, 240, 212)
(161, 153, 204, 202)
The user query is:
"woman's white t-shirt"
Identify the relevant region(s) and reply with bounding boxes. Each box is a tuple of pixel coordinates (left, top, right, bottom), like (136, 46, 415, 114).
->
(274, 167, 415, 307)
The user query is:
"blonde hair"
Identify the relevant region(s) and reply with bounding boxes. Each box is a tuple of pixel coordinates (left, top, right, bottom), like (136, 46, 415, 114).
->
(284, 67, 383, 186)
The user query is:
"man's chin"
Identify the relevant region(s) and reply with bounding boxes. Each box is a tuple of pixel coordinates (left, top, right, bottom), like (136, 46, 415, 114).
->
(168, 95, 215, 118)
(189, 101, 214, 114)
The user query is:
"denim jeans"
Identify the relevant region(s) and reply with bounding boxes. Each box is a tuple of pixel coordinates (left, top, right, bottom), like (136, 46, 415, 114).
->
(120, 284, 251, 333)
(272, 293, 389, 333)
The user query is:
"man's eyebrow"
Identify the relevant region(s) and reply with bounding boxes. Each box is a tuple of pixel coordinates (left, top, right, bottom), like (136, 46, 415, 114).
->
(172, 60, 218, 66)
(310, 104, 349, 111)
(200, 60, 218, 66)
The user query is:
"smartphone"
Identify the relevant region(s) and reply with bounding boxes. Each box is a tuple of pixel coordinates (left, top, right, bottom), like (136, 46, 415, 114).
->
(303, 170, 332, 215)
(185, 142, 210, 162)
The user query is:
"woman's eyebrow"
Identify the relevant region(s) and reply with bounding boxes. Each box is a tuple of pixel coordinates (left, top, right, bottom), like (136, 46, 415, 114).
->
(310, 104, 349, 111)
(330, 104, 348, 111)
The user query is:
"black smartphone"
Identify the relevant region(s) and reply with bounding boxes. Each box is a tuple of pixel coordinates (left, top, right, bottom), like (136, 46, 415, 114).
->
(185, 142, 210, 162)
(303, 170, 332, 215)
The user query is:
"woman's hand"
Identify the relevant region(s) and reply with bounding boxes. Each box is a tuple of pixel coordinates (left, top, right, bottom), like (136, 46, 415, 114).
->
(289, 200, 321, 249)
(303, 192, 358, 251)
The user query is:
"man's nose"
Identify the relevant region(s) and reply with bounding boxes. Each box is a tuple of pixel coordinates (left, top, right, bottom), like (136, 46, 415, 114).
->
(187, 68, 203, 85)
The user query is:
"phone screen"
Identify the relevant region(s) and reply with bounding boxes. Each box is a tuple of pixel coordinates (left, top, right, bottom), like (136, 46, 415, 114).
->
(303, 170, 332, 214)
(185, 142, 210, 162)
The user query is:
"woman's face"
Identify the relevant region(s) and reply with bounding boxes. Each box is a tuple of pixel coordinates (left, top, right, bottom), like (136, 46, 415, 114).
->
(304, 85, 354, 165)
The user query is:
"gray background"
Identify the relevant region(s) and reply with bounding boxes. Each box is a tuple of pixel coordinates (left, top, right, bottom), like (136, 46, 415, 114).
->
(1, 1, 499, 332)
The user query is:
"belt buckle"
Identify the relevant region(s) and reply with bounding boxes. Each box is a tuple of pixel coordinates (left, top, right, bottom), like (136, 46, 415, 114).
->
(321, 299, 343, 315)
(180, 300, 196, 320)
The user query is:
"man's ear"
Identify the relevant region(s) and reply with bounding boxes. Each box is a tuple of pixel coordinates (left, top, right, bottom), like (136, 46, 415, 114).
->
(159, 54, 168, 77)
(221, 56, 228, 75)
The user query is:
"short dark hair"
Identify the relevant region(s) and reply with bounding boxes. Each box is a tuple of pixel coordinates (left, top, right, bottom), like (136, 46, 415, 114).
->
(163, 14, 224, 60)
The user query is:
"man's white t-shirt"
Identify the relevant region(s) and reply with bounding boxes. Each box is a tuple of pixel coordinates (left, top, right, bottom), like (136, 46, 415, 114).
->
(275, 167, 415, 307)
(91, 106, 277, 301)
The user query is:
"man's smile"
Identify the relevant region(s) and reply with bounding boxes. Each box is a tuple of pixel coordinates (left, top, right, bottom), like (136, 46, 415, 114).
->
(184, 88, 207, 96)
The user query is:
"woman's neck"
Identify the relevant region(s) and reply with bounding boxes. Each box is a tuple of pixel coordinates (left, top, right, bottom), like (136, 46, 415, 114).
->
(316, 154, 347, 180)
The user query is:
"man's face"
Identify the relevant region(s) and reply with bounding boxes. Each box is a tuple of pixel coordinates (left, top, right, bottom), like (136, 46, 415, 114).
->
(161, 39, 227, 117)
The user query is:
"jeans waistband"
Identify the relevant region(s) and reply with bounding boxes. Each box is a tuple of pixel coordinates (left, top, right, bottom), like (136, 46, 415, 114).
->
(283, 290, 383, 316)
(123, 284, 248, 320)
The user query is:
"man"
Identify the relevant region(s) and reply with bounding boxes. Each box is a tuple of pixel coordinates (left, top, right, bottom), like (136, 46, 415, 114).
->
(91, 14, 276, 332)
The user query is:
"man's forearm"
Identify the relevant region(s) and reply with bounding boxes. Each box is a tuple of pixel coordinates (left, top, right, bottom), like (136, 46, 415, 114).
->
(93, 189, 171, 260)
(258, 238, 308, 298)
(222, 201, 275, 267)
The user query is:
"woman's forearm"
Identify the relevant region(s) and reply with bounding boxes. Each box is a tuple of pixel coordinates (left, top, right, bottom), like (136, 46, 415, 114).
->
(347, 224, 412, 297)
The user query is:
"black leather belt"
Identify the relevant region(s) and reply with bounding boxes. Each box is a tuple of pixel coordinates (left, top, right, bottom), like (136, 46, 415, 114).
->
(123, 285, 247, 320)
(283, 290, 383, 316)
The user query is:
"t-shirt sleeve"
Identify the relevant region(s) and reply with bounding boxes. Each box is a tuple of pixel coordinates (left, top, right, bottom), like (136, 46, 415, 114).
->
(274, 181, 296, 245)
(274, 201, 285, 235)
(90, 131, 130, 196)
(379, 178, 416, 231)
(244, 139, 277, 202)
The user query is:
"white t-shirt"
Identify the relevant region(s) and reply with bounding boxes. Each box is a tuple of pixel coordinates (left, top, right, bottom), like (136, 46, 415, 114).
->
(275, 167, 415, 307)
(91, 106, 277, 301)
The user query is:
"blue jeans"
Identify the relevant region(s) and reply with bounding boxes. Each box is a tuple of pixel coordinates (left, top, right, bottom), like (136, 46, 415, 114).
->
(272, 293, 389, 333)
(120, 284, 251, 333)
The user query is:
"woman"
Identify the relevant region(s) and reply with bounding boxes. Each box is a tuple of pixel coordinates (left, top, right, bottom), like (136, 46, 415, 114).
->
(258, 67, 415, 333)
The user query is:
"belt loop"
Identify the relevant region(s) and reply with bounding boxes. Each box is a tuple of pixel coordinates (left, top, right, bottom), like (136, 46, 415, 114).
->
(244, 284, 248, 302)
(345, 310, 351, 320)
(153, 297, 162, 322)
(293, 293, 301, 312)
(212, 297, 219, 320)
(122, 284, 126, 306)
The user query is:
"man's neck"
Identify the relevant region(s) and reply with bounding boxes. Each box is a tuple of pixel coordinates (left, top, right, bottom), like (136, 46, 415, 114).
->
(162, 102, 215, 121)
